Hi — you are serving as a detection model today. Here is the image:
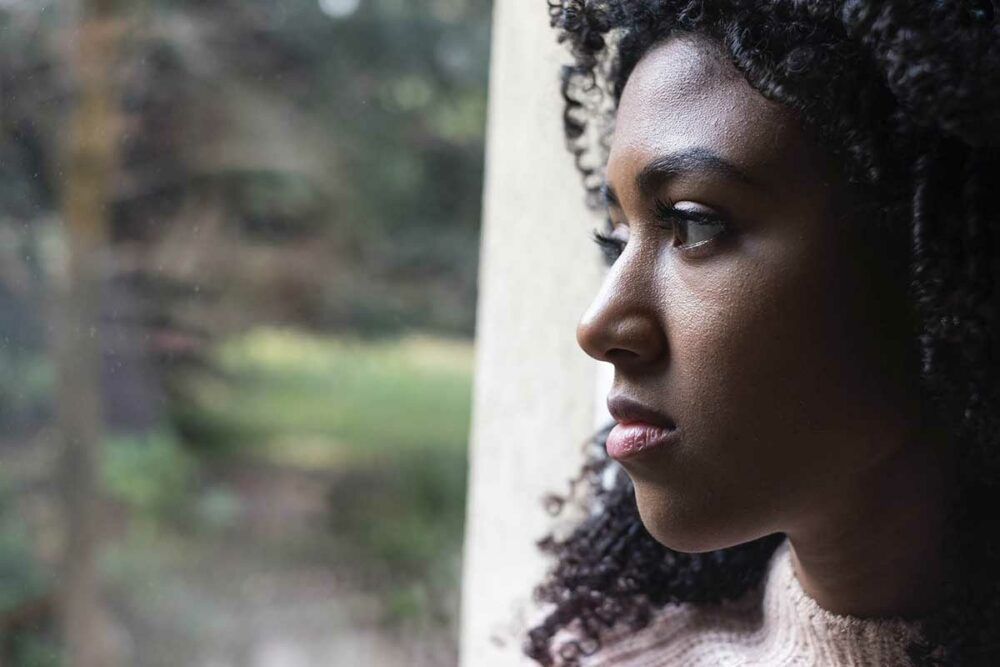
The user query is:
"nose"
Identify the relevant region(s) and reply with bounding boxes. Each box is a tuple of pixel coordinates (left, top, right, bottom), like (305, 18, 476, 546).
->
(576, 278, 667, 368)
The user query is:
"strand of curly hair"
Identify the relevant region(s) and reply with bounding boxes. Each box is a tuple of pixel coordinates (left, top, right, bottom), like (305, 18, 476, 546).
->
(527, 2, 1000, 665)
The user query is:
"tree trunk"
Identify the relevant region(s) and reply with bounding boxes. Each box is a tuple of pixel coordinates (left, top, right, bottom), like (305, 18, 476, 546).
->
(54, 1, 125, 665)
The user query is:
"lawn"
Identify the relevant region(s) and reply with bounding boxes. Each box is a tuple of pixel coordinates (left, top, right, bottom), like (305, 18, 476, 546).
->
(174, 328, 474, 621)
(179, 328, 473, 466)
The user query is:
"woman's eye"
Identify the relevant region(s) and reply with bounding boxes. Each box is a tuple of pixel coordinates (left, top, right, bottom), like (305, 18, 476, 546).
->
(591, 203, 726, 265)
(671, 217, 727, 249)
(655, 200, 728, 251)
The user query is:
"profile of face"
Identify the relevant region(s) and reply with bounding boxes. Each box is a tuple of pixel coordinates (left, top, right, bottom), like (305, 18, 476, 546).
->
(576, 34, 923, 553)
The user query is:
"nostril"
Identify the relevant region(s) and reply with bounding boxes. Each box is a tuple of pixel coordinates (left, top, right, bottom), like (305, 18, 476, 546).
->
(606, 347, 642, 364)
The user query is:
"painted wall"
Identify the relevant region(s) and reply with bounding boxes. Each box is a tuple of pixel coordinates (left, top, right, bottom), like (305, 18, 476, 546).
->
(459, 0, 609, 664)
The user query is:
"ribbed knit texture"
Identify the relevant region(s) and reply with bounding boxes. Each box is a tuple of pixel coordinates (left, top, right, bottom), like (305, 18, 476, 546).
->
(577, 540, 923, 666)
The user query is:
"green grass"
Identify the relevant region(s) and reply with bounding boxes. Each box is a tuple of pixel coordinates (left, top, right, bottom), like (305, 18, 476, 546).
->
(171, 328, 474, 623)
(179, 329, 473, 467)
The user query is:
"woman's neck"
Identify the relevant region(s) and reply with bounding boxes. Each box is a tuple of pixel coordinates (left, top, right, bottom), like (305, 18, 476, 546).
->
(785, 435, 956, 619)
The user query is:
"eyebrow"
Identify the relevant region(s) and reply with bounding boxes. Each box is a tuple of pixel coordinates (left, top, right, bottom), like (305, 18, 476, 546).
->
(602, 147, 759, 207)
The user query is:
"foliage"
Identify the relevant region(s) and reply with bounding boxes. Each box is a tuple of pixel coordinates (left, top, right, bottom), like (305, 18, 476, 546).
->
(6, 633, 61, 667)
(0, 347, 51, 434)
(0, 474, 59, 667)
(177, 329, 472, 623)
(0, 0, 491, 339)
(101, 430, 199, 523)
(0, 476, 47, 616)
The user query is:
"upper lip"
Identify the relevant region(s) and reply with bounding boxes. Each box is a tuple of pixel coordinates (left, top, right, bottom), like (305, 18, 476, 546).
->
(607, 395, 676, 429)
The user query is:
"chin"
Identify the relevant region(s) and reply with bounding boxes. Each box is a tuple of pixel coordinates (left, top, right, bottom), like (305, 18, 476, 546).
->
(631, 478, 757, 554)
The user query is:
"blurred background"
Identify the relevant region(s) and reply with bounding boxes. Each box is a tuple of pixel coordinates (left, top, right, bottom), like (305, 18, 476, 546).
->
(0, 0, 490, 664)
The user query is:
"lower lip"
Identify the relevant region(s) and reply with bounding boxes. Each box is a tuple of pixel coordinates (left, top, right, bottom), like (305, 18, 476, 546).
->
(606, 422, 676, 460)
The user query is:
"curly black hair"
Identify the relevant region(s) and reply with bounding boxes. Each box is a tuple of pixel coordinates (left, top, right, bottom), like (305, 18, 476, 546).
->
(526, 2, 1000, 665)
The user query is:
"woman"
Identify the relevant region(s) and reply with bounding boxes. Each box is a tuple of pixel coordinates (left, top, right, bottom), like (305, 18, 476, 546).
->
(527, 1, 1000, 665)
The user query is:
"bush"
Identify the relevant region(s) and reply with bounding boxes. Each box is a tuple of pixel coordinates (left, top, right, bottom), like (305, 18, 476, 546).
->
(0, 474, 59, 666)
(101, 430, 198, 523)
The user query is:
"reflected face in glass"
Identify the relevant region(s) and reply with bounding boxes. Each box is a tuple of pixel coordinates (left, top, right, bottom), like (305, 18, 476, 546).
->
(576, 35, 920, 552)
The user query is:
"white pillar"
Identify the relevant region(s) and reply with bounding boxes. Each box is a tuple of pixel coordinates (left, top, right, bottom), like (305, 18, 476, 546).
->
(459, 0, 606, 664)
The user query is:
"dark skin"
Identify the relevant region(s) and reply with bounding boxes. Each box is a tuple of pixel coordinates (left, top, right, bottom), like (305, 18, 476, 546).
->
(575, 35, 956, 619)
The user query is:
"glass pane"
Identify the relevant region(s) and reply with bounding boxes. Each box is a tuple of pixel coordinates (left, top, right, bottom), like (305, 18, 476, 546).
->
(0, 1, 488, 664)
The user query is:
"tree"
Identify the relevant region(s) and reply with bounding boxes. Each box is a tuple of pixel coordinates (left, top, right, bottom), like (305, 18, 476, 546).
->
(54, 0, 125, 664)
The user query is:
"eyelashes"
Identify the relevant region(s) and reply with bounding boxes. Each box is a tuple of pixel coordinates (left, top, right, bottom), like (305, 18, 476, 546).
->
(592, 226, 625, 265)
(592, 199, 730, 266)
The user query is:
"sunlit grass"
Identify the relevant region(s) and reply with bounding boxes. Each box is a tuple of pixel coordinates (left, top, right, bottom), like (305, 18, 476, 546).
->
(183, 328, 474, 466)
(171, 328, 474, 616)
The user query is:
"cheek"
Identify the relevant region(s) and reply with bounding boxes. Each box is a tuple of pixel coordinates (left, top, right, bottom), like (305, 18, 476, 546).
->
(664, 235, 911, 509)
(668, 252, 828, 426)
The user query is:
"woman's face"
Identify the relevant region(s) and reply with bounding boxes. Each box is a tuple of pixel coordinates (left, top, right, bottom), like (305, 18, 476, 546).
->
(576, 35, 921, 552)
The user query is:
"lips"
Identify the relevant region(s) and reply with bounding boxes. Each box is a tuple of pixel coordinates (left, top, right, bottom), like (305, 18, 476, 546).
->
(606, 395, 677, 460)
(607, 396, 675, 429)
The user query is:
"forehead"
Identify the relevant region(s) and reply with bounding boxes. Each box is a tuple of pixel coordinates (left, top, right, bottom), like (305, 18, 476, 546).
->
(608, 34, 813, 194)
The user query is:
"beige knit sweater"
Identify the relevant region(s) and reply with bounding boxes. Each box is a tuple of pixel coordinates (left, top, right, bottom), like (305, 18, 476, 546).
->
(576, 540, 923, 666)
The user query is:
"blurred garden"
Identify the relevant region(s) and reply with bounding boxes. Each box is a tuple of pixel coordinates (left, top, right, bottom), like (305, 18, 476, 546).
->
(0, 0, 489, 664)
